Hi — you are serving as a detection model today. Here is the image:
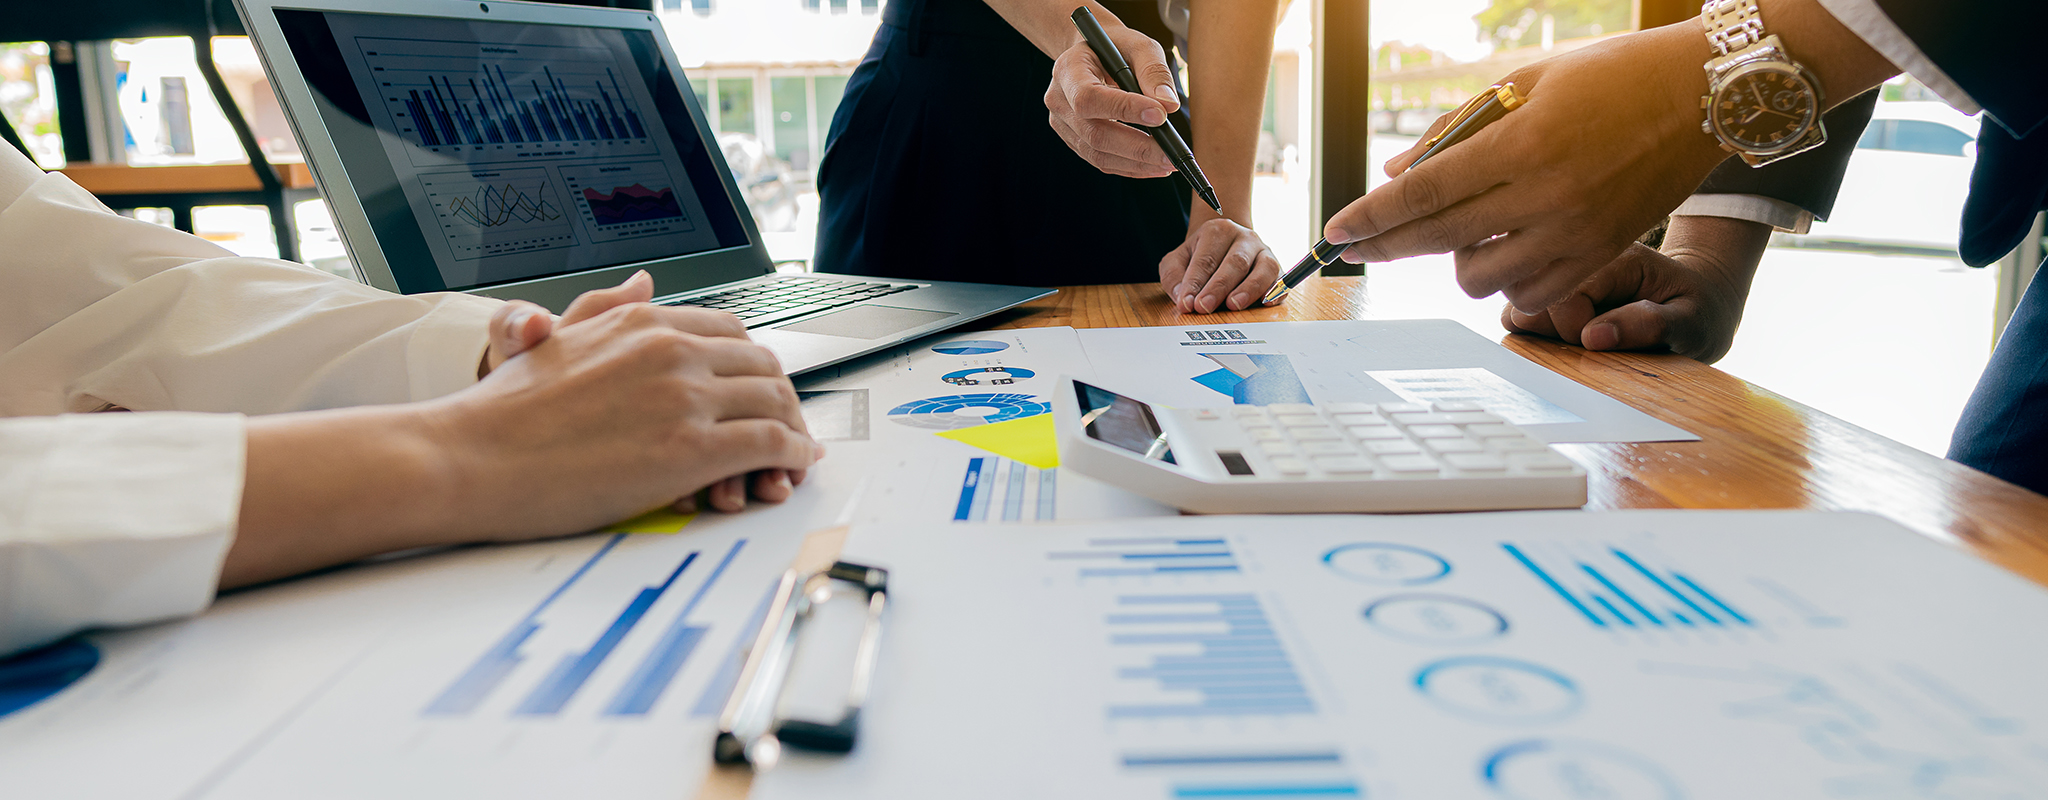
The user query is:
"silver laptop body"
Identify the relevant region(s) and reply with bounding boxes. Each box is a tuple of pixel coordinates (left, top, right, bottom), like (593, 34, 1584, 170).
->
(235, 0, 1052, 375)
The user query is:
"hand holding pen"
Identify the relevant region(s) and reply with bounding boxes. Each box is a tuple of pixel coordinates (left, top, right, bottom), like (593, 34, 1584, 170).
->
(1262, 82, 1526, 306)
(1057, 7, 1221, 212)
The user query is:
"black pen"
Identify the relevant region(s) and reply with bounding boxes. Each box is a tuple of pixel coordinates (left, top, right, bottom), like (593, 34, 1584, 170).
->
(1261, 81, 1526, 306)
(1070, 6, 1221, 213)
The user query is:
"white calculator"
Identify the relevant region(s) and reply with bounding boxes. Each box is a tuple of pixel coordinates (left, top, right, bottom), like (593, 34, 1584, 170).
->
(1054, 376, 1587, 513)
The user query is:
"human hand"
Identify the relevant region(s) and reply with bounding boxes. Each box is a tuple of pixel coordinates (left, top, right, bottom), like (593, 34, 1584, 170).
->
(1502, 216, 1770, 364)
(480, 271, 810, 513)
(1323, 22, 1730, 313)
(1044, 23, 1182, 178)
(428, 299, 822, 539)
(1159, 218, 1282, 313)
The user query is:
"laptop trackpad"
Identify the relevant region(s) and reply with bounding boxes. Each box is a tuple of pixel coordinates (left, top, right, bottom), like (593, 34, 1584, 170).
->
(775, 305, 957, 339)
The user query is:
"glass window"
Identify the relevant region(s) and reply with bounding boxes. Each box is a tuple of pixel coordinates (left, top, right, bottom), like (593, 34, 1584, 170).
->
(814, 74, 849, 135)
(688, 77, 711, 119)
(1856, 119, 1889, 150)
(1887, 120, 1973, 157)
(0, 43, 63, 168)
(770, 76, 810, 169)
(716, 76, 754, 135)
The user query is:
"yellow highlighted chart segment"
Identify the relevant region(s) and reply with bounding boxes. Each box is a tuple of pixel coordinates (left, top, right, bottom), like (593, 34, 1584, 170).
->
(937, 413, 1060, 469)
(606, 507, 698, 534)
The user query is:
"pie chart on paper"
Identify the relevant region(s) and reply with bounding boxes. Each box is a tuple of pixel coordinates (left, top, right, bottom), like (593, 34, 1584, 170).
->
(930, 340, 1010, 356)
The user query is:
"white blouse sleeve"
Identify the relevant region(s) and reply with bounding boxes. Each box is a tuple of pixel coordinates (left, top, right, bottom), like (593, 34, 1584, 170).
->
(0, 152, 502, 417)
(0, 145, 504, 656)
(0, 412, 243, 656)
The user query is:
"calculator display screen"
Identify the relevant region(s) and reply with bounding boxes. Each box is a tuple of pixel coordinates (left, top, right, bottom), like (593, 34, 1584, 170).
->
(1074, 381, 1177, 465)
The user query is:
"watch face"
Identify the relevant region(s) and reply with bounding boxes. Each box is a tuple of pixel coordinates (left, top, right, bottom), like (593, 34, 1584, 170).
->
(1711, 64, 1819, 153)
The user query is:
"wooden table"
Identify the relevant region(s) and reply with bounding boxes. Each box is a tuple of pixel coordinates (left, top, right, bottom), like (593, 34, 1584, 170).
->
(701, 275, 2048, 798)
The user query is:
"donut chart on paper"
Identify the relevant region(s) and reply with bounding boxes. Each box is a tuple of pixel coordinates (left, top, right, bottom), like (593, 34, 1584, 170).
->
(930, 340, 1010, 356)
(886, 393, 1052, 430)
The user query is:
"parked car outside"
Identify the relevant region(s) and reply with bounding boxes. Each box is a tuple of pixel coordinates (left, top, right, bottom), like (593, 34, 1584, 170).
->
(1797, 101, 1979, 252)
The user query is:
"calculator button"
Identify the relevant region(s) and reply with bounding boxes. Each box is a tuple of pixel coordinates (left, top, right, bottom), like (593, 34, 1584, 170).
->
(1381, 454, 1440, 473)
(1347, 425, 1405, 440)
(1407, 424, 1464, 439)
(1441, 411, 1503, 424)
(1192, 409, 1221, 421)
(1244, 427, 1286, 442)
(1275, 414, 1326, 426)
(1489, 437, 1550, 452)
(1324, 402, 1380, 413)
(1445, 453, 1508, 472)
(1425, 438, 1483, 453)
(1508, 453, 1577, 471)
(1229, 406, 1268, 418)
(1313, 455, 1375, 473)
(1392, 412, 1461, 425)
(1365, 440, 1421, 455)
(1432, 401, 1485, 412)
(1376, 402, 1429, 414)
(1331, 413, 1386, 426)
(1259, 442, 1298, 456)
(1267, 404, 1317, 414)
(1301, 441, 1357, 455)
(1268, 456, 1310, 476)
(1288, 426, 1344, 441)
(1467, 424, 1521, 439)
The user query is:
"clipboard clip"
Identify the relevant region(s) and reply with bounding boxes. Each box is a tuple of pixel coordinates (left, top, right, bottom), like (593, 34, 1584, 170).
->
(714, 561, 889, 770)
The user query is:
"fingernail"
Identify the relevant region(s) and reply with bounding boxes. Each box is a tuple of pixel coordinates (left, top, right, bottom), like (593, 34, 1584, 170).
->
(672, 495, 697, 514)
(775, 472, 793, 492)
(1229, 293, 1248, 310)
(1140, 107, 1165, 126)
(1585, 322, 1619, 350)
(813, 440, 828, 460)
(505, 309, 533, 336)
(1155, 85, 1176, 104)
(628, 269, 651, 286)
(1326, 226, 1352, 243)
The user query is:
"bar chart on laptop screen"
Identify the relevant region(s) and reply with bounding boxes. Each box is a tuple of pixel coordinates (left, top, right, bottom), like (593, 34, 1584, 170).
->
(353, 36, 659, 167)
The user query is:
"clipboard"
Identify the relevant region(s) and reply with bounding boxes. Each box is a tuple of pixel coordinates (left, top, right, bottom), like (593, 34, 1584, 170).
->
(714, 561, 888, 770)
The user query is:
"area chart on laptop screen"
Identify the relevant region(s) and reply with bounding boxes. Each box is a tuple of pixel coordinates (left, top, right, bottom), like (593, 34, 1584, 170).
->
(354, 36, 658, 167)
(418, 167, 578, 260)
(558, 160, 696, 242)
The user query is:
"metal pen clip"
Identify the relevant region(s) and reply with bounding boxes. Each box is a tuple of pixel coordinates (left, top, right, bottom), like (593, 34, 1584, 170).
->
(1421, 81, 1524, 152)
(715, 561, 889, 770)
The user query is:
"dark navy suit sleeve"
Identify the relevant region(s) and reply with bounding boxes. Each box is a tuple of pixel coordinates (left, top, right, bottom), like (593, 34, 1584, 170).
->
(1873, 0, 2048, 139)
(1692, 89, 1877, 220)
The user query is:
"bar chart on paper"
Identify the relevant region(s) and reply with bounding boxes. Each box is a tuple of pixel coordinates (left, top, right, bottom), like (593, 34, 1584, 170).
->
(355, 36, 658, 166)
(426, 536, 748, 718)
(1502, 540, 1757, 637)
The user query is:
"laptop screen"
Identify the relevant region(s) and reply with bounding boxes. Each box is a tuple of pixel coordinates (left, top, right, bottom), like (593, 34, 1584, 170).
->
(274, 9, 751, 292)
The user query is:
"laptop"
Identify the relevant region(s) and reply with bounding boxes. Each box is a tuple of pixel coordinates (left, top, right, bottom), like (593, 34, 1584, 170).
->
(235, 0, 1052, 375)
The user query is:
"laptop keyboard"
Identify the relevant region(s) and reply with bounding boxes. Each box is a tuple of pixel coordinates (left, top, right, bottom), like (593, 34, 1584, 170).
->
(663, 275, 919, 327)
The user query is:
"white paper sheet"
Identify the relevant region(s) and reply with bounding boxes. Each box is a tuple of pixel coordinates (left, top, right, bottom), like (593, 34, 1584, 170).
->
(755, 511, 2048, 799)
(1077, 320, 1698, 443)
(0, 453, 870, 799)
(797, 327, 1175, 525)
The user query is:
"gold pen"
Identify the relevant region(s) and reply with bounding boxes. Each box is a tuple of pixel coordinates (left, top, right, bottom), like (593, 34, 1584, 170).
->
(1262, 82, 1527, 306)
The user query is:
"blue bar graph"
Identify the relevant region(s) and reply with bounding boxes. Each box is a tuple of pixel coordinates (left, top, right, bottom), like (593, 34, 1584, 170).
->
(515, 551, 700, 715)
(392, 65, 646, 150)
(1503, 542, 1755, 632)
(692, 582, 780, 718)
(1123, 751, 1343, 768)
(425, 534, 626, 715)
(603, 540, 747, 715)
(953, 457, 1057, 522)
(1053, 538, 1240, 579)
(1173, 784, 1360, 798)
(1106, 594, 1315, 718)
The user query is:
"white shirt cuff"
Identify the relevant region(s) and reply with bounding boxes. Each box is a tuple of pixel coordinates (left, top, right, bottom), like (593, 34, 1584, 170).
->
(404, 293, 501, 402)
(1813, 0, 1981, 115)
(0, 412, 244, 656)
(1673, 193, 1814, 234)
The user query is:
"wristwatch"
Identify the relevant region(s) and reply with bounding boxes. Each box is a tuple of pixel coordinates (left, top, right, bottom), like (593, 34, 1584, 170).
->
(1697, 0, 1826, 167)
